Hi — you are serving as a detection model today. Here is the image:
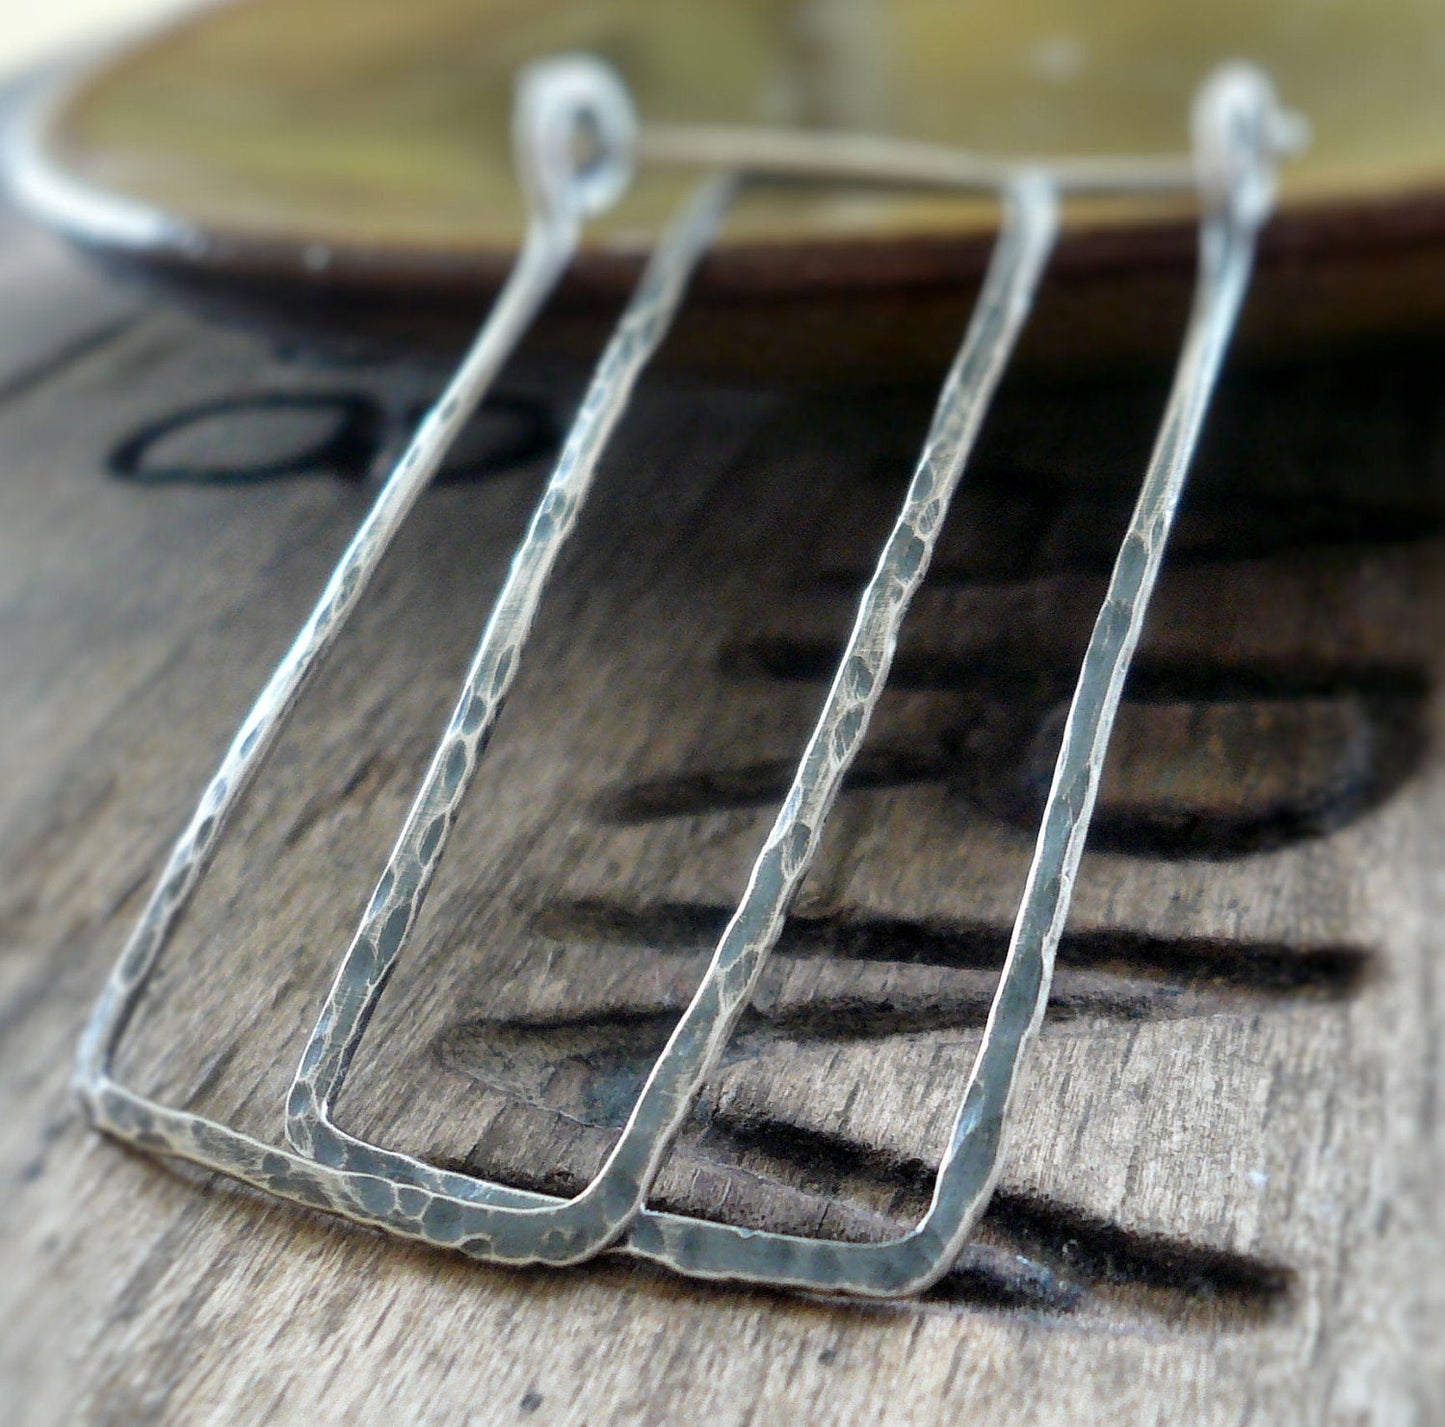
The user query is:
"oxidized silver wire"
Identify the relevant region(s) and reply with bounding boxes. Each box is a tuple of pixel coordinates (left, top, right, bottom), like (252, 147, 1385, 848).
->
(284, 167, 1053, 1270)
(73, 53, 646, 1242)
(289, 62, 1298, 1293)
(628, 64, 1303, 1297)
(77, 54, 1304, 1298)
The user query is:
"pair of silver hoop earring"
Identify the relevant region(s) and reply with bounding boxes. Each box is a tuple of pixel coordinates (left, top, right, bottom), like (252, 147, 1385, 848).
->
(76, 53, 1303, 1299)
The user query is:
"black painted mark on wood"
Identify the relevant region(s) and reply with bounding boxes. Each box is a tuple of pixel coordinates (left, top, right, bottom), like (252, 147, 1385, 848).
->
(432, 1031, 1290, 1319)
(435, 905, 1366, 1125)
(831, 353, 1445, 580)
(532, 900, 1372, 997)
(709, 1117, 1292, 1317)
(401, 392, 557, 484)
(598, 746, 946, 822)
(108, 391, 555, 486)
(616, 653, 1430, 859)
(811, 481, 1445, 589)
(110, 392, 383, 485)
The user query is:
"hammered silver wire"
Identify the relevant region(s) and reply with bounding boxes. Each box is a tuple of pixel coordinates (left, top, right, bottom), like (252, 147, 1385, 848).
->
(77, 55, 1303, 1298)
(281, 171, 1054, 1270)
(629, 65, 1295, 1298)
(282, 65, 1296, 1293)
(71, 55, 660, 1247)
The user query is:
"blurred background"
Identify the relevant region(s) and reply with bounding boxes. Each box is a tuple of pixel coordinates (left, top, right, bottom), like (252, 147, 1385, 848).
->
(0, 0, 197, 75)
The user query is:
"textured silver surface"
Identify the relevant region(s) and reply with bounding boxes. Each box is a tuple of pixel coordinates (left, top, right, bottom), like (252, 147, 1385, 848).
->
(70, 54, 646, 1245)
(280, 171, 1052, 1272)
(285, 172, 741, 1263)
(626, 65, 1300, 1299)
(76, 56, 1302, 1298)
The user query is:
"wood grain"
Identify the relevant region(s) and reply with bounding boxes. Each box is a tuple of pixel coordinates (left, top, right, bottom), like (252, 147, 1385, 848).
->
(0, 206, 1442, 1423)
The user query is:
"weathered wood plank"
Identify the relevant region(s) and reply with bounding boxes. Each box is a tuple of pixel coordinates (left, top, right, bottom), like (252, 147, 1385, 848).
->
(0, 223, 1441, 1424)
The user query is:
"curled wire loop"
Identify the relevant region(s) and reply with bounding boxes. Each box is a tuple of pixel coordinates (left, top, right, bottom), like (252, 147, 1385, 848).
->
(78, 54, 1303, 1297)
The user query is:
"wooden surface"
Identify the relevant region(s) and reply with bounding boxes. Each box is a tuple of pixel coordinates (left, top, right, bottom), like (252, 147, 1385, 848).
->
(1, 199, 1443, 1424)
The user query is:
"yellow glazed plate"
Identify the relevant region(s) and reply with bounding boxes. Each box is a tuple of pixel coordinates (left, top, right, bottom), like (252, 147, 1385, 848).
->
(12, 0, 1445, 374)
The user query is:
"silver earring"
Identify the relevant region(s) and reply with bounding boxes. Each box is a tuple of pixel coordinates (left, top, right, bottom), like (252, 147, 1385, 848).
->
(80, 53, 1303, 1298)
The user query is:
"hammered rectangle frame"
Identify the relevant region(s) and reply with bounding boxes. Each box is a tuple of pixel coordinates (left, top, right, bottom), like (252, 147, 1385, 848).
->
(285, 172, 1057, 1273)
